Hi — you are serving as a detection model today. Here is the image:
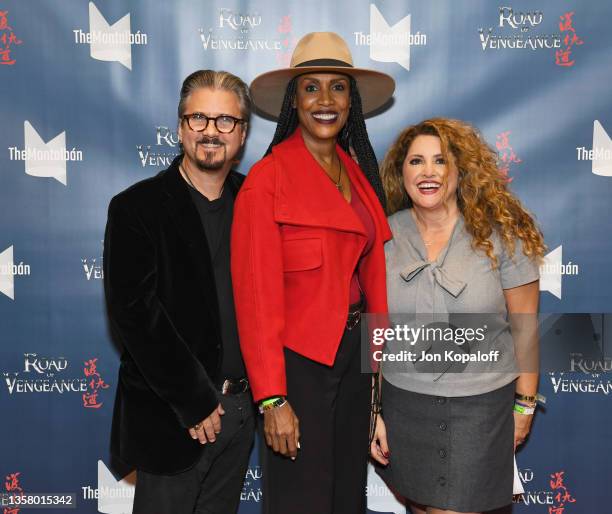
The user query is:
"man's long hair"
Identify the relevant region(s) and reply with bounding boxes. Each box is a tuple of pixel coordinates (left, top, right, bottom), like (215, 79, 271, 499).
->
(264, 76, 386, 210)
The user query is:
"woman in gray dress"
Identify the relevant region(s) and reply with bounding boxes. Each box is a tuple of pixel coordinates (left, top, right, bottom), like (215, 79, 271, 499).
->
(370, 118, 545, 513)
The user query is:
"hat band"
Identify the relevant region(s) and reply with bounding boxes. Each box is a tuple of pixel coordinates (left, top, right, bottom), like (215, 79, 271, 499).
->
(295, 58, 353, 68)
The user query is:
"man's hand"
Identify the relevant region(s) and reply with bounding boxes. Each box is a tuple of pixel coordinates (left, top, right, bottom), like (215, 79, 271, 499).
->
(189, 403, 225, 444)
(263, 401, 300, 459)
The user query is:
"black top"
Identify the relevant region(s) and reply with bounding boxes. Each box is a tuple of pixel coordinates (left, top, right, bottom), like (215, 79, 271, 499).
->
(187, 178, 246, 380)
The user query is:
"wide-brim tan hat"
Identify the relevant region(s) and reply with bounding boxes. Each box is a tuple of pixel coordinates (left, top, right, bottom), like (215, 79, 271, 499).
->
(250, 32, 395, 119)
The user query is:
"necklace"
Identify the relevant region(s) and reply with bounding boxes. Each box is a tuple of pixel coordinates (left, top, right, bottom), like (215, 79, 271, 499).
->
(411, 210, 454, 247)
(332, 152, 343, 192)
(180, 163, 224, 199)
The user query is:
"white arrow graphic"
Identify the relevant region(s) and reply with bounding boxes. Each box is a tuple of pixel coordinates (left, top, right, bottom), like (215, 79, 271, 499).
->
(592, 120, 612, 177)
(540, 245, 562, 300)
(97, 460, 135, 514)
(369, 4, 411, 71)
(89, 2, 132, 70)
(24, 121, 67, 185)
(0, 246, 15, 300)
(366, 462, 406, 514)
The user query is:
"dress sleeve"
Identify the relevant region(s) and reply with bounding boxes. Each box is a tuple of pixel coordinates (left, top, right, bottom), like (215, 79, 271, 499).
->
(499, 237, 540, 290)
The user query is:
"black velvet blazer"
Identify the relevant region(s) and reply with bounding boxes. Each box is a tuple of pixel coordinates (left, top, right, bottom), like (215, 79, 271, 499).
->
(103, 156, 245, 474)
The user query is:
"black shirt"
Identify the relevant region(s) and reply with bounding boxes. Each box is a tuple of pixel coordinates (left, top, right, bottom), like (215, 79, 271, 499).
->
(187, 179, 246, 380)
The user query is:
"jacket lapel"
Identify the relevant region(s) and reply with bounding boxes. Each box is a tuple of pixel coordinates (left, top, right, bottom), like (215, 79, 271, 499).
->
(227, 170, 246, 198)
(161, 157, 212, 260)
(341, 146, 393, 243)
(272, 129, 367, 236)
(159, 157, 221, 332)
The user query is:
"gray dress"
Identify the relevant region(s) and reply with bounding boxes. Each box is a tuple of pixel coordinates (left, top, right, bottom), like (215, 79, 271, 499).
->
(378, 209, 539, 512)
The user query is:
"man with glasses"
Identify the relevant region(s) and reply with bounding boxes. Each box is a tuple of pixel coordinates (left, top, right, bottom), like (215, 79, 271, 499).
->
(103, 70, 253, 514)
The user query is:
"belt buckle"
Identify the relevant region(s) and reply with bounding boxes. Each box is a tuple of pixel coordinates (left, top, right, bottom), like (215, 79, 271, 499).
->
(347, 310, 361, 331)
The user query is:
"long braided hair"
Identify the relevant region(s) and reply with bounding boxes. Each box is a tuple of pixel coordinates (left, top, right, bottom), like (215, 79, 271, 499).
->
(264, 76, 387, 210)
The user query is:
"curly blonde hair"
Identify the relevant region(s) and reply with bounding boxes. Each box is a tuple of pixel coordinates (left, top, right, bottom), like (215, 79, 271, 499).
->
(380, 118, 546, 267)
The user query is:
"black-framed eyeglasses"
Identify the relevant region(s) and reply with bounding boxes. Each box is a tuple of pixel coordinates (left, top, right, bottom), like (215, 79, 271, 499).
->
(182, 113, 246, 134)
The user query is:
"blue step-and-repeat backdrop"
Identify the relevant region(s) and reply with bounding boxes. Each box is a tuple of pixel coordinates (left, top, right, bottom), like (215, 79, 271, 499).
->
(1, 1, 611, 513)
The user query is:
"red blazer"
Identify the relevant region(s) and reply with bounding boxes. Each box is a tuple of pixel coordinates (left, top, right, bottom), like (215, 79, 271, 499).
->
(231, 128, 392, 402)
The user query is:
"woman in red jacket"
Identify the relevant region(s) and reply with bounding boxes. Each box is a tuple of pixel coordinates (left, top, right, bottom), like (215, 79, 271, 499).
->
(231, 32, 394, 514)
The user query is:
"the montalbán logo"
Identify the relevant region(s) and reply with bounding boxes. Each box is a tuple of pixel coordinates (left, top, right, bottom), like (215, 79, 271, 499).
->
(367, 462, 405, 513)
(80, 460, 135, 514)
(0, 245, 31, 301)
(73, 2, 148, 70)
(576, 120, 612, 177)
(8, 121, 83, 185)
(539, 245, 579, 300)
(354, 4, 427, 72)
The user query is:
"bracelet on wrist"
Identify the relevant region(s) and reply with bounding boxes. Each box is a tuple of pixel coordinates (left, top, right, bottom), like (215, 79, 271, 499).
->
(515, 392, 546, 405)
(513, 402, 535, 415)
(515, 398, 537, 409)
(261, 396, 282, 407)
(515, 392, 536, 402)
(258, 396, 286, 414)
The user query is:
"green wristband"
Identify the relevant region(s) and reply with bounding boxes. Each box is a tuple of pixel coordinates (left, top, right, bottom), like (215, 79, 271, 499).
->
(261, 396, 282, 407)
(514, 403, 535, 415)
(258, 396, 287, 414)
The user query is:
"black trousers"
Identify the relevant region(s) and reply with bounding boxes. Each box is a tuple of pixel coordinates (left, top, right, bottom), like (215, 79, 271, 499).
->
(132, 391, 255, 514)
(263, 323, 372, 514)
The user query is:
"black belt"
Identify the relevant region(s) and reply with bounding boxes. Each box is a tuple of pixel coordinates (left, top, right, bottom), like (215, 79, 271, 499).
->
(217, 377, 249, 395)
(347, 296, 365, 331)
